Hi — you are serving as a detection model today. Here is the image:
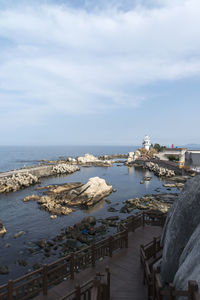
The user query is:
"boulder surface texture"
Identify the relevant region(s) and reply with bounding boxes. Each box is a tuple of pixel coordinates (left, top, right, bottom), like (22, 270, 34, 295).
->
(161, 175, 200, 286)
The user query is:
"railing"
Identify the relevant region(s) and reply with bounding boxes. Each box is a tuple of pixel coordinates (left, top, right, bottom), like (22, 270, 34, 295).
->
(153, 269, 200, 300)
(140, 238, 200, 300)
(0, 211, 165, 300)
(140, 236, 162, 298)
(60, 267, 110, 300)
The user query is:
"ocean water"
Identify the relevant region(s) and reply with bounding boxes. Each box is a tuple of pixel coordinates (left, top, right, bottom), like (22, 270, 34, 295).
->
(0, 146, 179, 284)
(0, 145, 138, 172)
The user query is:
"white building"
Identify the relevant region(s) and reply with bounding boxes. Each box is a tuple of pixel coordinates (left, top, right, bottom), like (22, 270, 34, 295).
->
(143, 135, 151, 151)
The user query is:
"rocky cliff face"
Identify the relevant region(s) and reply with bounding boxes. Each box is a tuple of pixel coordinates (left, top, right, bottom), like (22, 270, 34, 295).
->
(161, 174, 200, 285)
(173, 222, 200, 291)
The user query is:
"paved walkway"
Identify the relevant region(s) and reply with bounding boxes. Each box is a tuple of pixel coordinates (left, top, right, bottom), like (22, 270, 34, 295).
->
(34, 225, 162, 300)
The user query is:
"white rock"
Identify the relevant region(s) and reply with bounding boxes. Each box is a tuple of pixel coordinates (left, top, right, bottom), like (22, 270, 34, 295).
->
(52, 164, 80, 175)
(50, 215, 57, 219)
(78, 177, 113, 206)
(81, 177, 112, 195)
(0, 173, 39, 193)
(145, 162, 175, 177)
(77, 153, 98, 163)
(77, 153, 112, 166)
(127, 152, 135, 163)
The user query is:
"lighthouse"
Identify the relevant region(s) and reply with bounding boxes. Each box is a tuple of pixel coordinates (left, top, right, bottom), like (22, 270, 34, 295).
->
(143, 135, 151, 151)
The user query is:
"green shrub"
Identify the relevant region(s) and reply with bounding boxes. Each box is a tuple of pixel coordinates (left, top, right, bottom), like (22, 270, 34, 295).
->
(153, 143, 166, 152)
(168, 155, 179, 161)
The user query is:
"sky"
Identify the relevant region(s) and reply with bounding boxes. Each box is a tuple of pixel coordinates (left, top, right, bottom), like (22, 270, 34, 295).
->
(0, 0, 200, 146)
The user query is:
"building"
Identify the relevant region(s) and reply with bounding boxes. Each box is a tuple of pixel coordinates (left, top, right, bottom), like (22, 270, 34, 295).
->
(143, 135, 151, 151)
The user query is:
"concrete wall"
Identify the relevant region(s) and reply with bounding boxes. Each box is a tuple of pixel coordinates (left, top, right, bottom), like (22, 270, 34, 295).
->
(185, 152, 200, 167)
(0, 165, 53, 179)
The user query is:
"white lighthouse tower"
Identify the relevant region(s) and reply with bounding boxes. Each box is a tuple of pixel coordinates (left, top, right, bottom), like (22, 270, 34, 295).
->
(143, 135, 151, 151)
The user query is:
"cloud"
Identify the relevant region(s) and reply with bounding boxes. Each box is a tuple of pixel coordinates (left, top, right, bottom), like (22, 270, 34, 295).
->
(0, 0, 200, 122)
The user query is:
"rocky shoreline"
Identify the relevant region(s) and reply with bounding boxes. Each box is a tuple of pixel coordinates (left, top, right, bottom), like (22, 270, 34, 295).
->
(120, 193, 178, 214)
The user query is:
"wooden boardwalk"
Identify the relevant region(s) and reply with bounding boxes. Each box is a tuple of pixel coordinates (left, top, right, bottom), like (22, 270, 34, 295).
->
(34, 225, 162, 300)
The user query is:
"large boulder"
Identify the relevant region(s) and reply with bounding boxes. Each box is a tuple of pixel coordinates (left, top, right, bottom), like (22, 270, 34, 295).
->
(72, 177, 113, 207)
(127, 152, 135, 163)
(133, 150, 141, 161)
(161, 175, 200, 283)
(77, 154, 112, 166)
(77, 153, 98, 163)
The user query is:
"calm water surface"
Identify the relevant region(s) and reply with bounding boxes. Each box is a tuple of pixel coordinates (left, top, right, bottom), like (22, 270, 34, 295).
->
(0, 145, 137, 172)
(0, 146, 179, 284)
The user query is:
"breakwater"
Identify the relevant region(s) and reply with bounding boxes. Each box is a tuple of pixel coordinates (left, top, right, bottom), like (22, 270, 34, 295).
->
(0, 164, 80, 193)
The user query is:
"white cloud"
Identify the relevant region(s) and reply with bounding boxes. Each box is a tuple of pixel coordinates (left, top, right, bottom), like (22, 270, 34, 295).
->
(0, 0, 200, 120)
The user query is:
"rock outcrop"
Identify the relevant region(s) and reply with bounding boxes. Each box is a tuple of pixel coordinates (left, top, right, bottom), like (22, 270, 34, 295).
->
(0, 266, 9, 275)
(24, 177, 112, 215)
(145, 162, 175, 177)
(24, 195, 40, 202)
(127, 152, 135, 163)
(173, 222, 200, 292)
(126, 150, 141, 164)
(13, 231, 25, 239)
(0, 173, 39, 193)
(52, 164, 80, 175)
(0, 220, 6, 236)
(77, 154, 112, 166)
(161, 175, 200, 285)
(37, 196, 73, 215)
(99, 154, 128, 160)
(72, 177, 112, 206)
(120, 194, 173, 214)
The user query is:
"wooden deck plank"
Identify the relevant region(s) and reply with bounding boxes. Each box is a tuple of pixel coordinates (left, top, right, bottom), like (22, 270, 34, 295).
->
(34, 225, 162, 300)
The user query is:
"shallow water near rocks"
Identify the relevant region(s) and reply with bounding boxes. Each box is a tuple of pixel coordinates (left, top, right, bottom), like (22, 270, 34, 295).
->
(0, 163, 179, 284)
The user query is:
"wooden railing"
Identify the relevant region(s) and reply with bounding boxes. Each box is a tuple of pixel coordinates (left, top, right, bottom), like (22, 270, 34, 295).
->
(153, 269, 200, 300)
(0, 211, 165, 300)
(60, 267, 110, 300)
(140, 238, 200, 300)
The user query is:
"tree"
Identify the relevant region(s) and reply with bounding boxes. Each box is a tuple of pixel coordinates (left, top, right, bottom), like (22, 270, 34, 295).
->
(153, 143, 166, 152)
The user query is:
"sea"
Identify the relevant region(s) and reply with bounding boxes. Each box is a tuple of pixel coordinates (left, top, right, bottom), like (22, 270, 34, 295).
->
(0, 145, 138, 173)
(0, 145, 180, 284)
